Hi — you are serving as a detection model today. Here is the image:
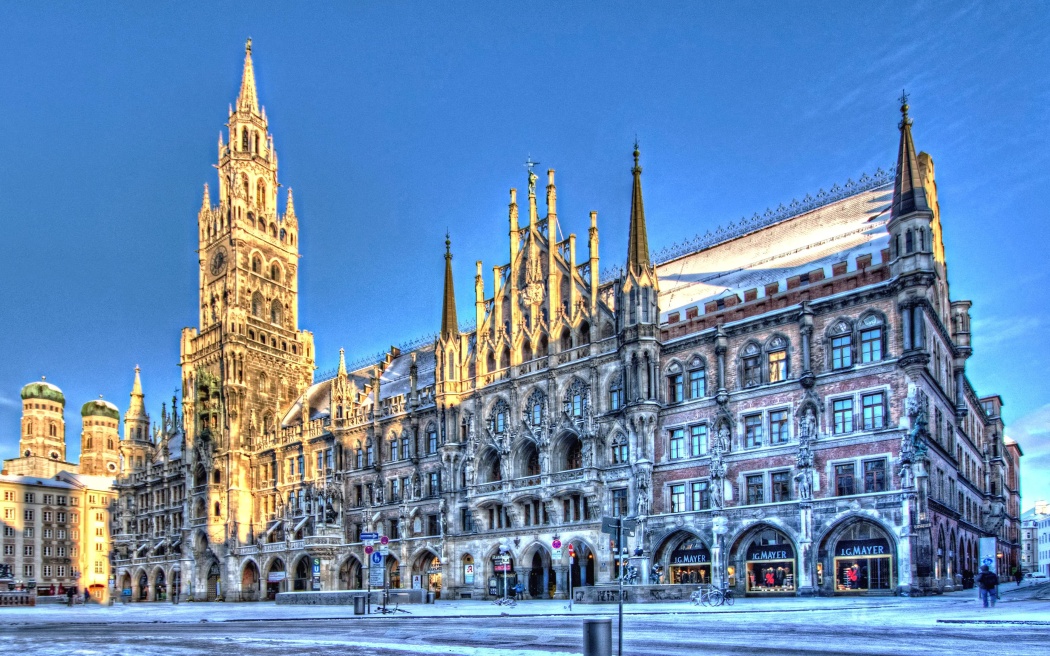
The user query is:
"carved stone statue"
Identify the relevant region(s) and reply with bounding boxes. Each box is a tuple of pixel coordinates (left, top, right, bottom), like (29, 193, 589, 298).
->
(539, 448, 550, 475)
(794, 469, 812, 501)
(581, 439, 593, 469)
(800, 407, 817, 440)
(715, 424, 730, 453)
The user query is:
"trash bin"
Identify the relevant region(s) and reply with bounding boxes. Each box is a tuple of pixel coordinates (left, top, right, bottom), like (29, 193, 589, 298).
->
(426, 591, 435, 604)
(353, 595, 366, 615)
(582, 618, 612, 656)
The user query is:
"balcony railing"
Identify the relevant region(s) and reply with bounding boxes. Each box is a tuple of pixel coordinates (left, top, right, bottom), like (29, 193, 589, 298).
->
(511, 476, 541, 489)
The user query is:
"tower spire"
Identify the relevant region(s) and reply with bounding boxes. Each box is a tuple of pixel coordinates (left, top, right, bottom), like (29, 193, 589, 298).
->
(237, 38, 260, 115)
(626, 141, 652, 274)
(126, 366, 147, 422)
(201, 183, 211, 211)
(440, 234, 459, 340)
(285, 187, 296, 217)
(891, 91, 930, 219)
(337, 348, 347, 377)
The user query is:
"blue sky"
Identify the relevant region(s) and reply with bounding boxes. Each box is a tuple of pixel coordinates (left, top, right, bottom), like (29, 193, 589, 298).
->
(1, 2, 1047, 507)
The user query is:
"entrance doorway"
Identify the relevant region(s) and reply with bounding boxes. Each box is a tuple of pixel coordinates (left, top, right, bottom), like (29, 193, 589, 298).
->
(294, 558, 310, 591)
(830, 522, 894, 592)
(569, 542, 595, 588)
(266, 558, 286, 599)
(206, 562, 221, 601)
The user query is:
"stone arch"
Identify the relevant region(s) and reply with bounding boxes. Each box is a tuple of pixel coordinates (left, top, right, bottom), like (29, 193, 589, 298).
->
(240, 559, 261, 601)
(519, 541, 555, 599)
(150, 565, 168, 602)
(477, 446, 502, 483)
(487, 396, 511, 434)
(552, 431, 582, 472)
(565, 537, 597, 587)
(737, 339, 763, 388)
(727, 521, 800, 595)
(134, 567, 149, 601)
(292, 553, 312, 591)
(338, 554, 363, 590)
(816, 514, 898, 594)
(410, 546, 444, 597)
(514, 439, 541, 478)
(522, 387, 547, 428)
(205, 560, 221, 601)
(562, 376, 590, 418)
(263, 556, 287, 599)
(653, 529, 711, 585)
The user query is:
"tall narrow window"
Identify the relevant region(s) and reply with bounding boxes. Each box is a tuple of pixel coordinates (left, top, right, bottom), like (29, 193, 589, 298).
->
(831, 334, 853, 369)
(832, 398, 854, 435)
(768, 350, 787, 383)
(427, 428, 438, 454)
(864, 459, 886, 493)
(862, 392, 886, 430)
(689, 368, 706, 398)
(860, 327, 883, 363)
(690, 425, 708, 457)
(668, 373, 683, 403)
(612, 488, 628, 517)
(746, 475, 764, 505)
(669, 429, 685, 460)
(691, 481, 711, 510)
(669, 484, 686, 513)
(609, 379, 623, 411)
(769, 410, 789, 445)
(744, 414, 763, 449)
(391, 440, 399, 462)
(771, 471, 792, 502)
(743, 354, 761, 388)
(835, 463, 856, 496)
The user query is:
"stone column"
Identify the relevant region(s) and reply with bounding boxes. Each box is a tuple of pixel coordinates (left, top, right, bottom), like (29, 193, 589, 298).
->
(517, 567, 532, 599)
(553, 565, 569, 599)
(796, 504, 815, 596)
(901, 306, 912, 351)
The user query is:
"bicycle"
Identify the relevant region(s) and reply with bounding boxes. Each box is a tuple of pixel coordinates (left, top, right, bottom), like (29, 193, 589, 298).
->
(492, 596, 517, 607)
(690, 585, 724, 607)
(718, 586, 734, 606)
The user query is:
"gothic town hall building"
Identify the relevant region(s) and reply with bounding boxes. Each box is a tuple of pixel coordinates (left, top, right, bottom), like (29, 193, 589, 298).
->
(111, 43, 1021, 602)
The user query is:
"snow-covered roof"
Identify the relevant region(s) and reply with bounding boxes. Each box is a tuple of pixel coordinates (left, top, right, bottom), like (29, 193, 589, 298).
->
(657, 184, 892, 322)
(56, 471, 116, 491)
(0, 474, 77, 489)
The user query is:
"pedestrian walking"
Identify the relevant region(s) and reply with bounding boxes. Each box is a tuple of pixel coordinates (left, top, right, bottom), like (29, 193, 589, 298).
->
(83, 589, 90, 605)
(977, 565, 999, 608)
(66, 587, 75, 607)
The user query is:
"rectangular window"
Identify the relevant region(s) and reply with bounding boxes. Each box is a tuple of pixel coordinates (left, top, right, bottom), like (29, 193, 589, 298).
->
(23, 510, 33, 522)
(316, 451, 324, 472)
(743, 355, 761, 387)
(669, 429, 685, 459)
(669, 374, 683, 402)
(771, 471, 792, 502)
(429, 472, 440, 497)
(831, 334, 853, 369)
(746, 475, 764, 505)
(571, 395, 582, 417)
(690, 425, 708, 457)
(326, 448, 334, 470)
(744, 414, 763, 449)
(2, 491, 12, 501)
(864, 459, 887, 493)
(2, 545, 11, 556)
(57, 512, 66, 523)
(609, 384, 623, 411)
(389, 518, 400, 539)
(2, 526, 13, 537)
(391, 440, 399, 462)
(44, 565, 52, 577)
(57, 495, 66, 506)
(670, 484, 686, 513)
(57, 546, 66, 557)
(390, 478, 400, 502)
(832, 398, 854, 434)
(43, 494, 53, 505)
(23, 565, 32, 578)
(862, 392, 885, 430)
(860, 328, 883, 363)
(691, 481, 711, 510)
(3, 508, 12, 520)
(769, 410, 789, 445)
(94, 561, 105, 575)
(297, 455, 304, 478)
(768, 350, 787, 383)
(24, 493, 34, 504)
(835, 463, 856, 496)
(23, 545, 33, 557)
(58, 566, 66, 578)
(612, 488, 628, 517)
(428, 429, 439, 454)
(689, 368, 706, 399)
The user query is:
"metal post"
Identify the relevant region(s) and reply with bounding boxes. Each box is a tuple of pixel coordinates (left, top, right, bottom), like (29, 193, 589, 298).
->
(583, 618, 612, 656)
(617, 519, 624, 656)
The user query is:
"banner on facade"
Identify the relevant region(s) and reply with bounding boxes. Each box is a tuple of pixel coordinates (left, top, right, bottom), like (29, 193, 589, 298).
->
(267, 572, 286, 583)
(464, 563, 475, 585)
(671, 547, 711, 565)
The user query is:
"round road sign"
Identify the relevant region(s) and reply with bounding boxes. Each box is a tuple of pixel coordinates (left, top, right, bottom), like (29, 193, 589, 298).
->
(364, 545, 374, 555)
(371, 552, 383, 565)
(380, 535, 389, 545)
(552, 539, 562, 549)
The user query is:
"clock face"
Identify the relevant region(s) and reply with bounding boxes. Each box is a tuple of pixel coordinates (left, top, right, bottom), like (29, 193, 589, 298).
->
(210, 247, 228, 276)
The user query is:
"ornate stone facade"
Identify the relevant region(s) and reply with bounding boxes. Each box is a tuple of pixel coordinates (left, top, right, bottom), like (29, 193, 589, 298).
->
(111, 47, 1021, 601)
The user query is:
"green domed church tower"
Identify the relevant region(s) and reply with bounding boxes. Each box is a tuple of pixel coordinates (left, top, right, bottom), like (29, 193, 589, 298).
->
(79, 397, 122, 476)
(2, 378, 78, 477)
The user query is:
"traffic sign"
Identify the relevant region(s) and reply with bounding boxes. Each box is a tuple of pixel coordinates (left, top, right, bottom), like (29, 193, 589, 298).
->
(371, 552, 383, 566)
(552, 547, 563, 560)
(379, 535, 389, 545)
(364, 545, 374, 555)
(552, 539, 562, 549)
(360, 532, 379, 540)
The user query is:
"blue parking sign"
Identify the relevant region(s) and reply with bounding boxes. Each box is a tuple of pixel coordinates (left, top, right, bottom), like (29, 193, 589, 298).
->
(371, 552, 383, 566)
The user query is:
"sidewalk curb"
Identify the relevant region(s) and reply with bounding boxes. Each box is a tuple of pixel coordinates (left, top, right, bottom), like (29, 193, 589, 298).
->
(937, 619, 1050, 626)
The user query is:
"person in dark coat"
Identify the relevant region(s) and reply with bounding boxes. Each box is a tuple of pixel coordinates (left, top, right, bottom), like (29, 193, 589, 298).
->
(977, 565, 999, 608)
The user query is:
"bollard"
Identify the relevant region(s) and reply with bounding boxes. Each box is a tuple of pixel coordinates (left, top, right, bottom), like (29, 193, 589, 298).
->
(582, 618, 612, 656)
(353, 595, 366, 615)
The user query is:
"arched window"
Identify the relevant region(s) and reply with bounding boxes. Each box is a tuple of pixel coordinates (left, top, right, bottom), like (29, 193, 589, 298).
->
(608, 376, 624, 411)
(251, 254, 262, 273)
(858, 312, 887, 363)
(257, 180, 267, 209)
(524, 446, 540, 476)
(525, 390, 545, 427)
(580, 321, 591, 344)
(25, 420, 33, 436)
(253, 132, 260, 154)
(905, 230, 914, 253)
(522, 340, 533, 362)
(563, 378, 589, 418)
(611, 434, 629, 464)
(561, 327, 572, 352)
(766, 335, 788, 383)
(242, 174, 249, 200)
(827, 319, 854, 370)
(486, 351, 496, 373)
(48, 423, 57, 437)
(214, 501, 221, 517)
(251, 292, 264, 317)
(741, 342, 762, 388)
(213, 470, 221, 484)
(107, 439, 114, 450)
(247, 212, 255, 228)
(426, 425, 438, 454)
(270, 299, 282, 325)
(687, 355, 706, 399)
(270, 262, 281, 281)
(489, 399, 510, 434)
(565, 439, 582, 470)
(241, 128, 249, 152)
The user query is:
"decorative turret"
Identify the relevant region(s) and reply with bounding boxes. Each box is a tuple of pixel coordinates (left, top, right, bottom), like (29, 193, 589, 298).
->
(619, 143, 659, 331)
(888, 92, 936, 279)
(18, 377, 66, 463)
(237, 38, 259, 115)
(440, 234, 459, 341)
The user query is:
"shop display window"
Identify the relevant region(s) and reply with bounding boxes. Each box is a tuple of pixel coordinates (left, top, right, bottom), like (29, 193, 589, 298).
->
(744, 529, 795, 593)
(669, 538, 711, 584)
(832, 523, 893, 591)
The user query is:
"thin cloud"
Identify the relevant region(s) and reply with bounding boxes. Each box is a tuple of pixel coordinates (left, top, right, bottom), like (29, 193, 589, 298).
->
(0, 395, 17, 409)
(1008, 403, 1050, 510)
(970, 315, 1044, 349)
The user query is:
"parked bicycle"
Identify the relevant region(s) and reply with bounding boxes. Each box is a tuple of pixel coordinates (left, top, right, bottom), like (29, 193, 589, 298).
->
(492, 596, 517, 607)
(690, 585, 724, 607)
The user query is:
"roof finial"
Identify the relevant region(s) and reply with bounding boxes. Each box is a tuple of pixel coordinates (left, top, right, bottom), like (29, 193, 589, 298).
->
(898, 89, 911, 128)
(632, 139, 641, 173)
(246, 37, 252, 55)
(440, 234, 458, 340)
(445, 230, 451, 256)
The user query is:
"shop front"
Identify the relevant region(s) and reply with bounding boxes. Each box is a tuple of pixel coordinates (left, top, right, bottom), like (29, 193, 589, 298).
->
(742, 529, 796, 594)
(828, 523, 895, 593)
(668, 538, 711, 585)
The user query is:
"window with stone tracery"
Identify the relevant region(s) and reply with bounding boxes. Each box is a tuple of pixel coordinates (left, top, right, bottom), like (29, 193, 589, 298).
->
(563, 378, 589, 418)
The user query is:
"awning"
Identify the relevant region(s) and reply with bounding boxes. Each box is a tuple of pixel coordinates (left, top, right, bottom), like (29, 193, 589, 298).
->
(264, 520, 283, 537)
(293, 515, 310, 533)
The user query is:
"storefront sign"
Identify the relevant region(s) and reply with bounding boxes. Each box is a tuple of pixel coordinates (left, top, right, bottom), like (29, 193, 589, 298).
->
(746, 544, 794, 561)
(494, 563, 512, 572)
(267, 572, 286, 583)
(412, 575, 422, 589)
(671, 547, 710, 565)
(835, 539, 890, 558)
(464, 564, 475, 585)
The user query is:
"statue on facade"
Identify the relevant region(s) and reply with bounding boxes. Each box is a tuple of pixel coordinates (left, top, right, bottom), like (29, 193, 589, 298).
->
(794, 469, 812, 501)
(635, 465, 651, 516)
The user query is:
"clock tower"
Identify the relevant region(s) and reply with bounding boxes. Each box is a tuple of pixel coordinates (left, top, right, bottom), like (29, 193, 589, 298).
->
(180, 40, 315, 556)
